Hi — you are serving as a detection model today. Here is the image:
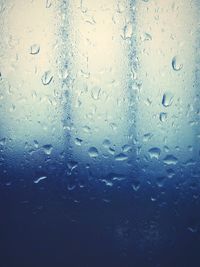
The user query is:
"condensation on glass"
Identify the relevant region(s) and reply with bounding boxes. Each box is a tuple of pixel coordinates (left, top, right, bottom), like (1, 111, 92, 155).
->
(0, 1, 200, 196)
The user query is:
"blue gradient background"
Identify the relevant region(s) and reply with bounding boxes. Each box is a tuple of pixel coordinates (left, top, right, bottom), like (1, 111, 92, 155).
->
(1, 0, 200, 266)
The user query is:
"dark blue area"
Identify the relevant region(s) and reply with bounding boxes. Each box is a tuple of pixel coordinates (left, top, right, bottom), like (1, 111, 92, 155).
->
(1, 164, 200, 267)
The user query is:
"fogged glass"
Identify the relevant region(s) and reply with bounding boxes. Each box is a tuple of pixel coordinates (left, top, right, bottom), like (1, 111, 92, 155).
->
(0, 1, 200, 267)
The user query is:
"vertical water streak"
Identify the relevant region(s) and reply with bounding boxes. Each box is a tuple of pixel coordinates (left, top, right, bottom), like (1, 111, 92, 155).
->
(65, 0, 136, 182)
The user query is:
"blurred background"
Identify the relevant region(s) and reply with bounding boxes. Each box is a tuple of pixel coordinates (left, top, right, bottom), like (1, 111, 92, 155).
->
(1, 0, 200, 266)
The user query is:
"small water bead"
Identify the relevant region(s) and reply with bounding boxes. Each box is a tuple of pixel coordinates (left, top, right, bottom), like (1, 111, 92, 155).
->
(91, 87, 101, 100)
(143, 133, 153, 142)
(108, 147, 115, 155)
(88, 147, 99, 158)
(188, 226, 198, 233)
(42, 144, 53, 155)
(33, 140, 39, 149)
(30, 44, 40, 55)
(132, 180, 140, 191)
(122, 22, 133, 40)
(162, 92, 174, 107)
(159, 112, 167, 122)
(34, 176, 47, 184)
(148, 147, 161, 159)
(122, 144, 132, 153)
(102, 179, 113, 187)
(46, 0, 52, 8)
(166, 169, 175, 179)
(114, 153, 128, 161)
(156, 176, 166, 188)
(0, 138, 6, 146)
(163, 155, 178, 165)
(62, 68, 69, 80)
(67, 161, 78, 172)
(141, 32, 152, 41)
(103, 139, 111, 148)
(41, 71, 53, 85)
(75, 138, 83, 146)
(172, 56, 183, 71)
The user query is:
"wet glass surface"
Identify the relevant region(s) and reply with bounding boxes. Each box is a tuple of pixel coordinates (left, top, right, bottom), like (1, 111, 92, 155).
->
(1, 1, 200, 266)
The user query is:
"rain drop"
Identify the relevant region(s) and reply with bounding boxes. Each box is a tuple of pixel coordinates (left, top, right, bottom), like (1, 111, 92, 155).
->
(163, 155, 178, 165)
(132, 180, 140, 191)
(46, 0, 52, 8)
(122, 144, 132, 153)
(41, 71, 53, 85)
(34, 176, 47, 184)
(122, 22, 133, 40)
(103, 139, 111, 148)
(172, 56, 183, 71)
(159, 112, 167, 122)
(88, 147, 99, 158)
(162, 92, 174, 107)
(30, 44, 40, 55)
(148, 147, 161, 159)
(141, 32, 152, 41)
(115, 153, 128, 161)
(156, 176, 166, 188)
(0, 138, 6, 146)
(91, 87, 101, 100)
(67, 161, 78, 172)
(42, 144, 53, 155)
(75, 138, 83, 146)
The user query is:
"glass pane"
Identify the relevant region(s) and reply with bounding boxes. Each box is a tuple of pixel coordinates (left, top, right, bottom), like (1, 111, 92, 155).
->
(0, 1, 200, 266)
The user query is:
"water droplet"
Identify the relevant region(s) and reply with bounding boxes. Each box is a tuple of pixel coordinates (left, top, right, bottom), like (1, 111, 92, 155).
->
(117, 2, 125, 13)
(159, 112, 167, 122)
(62, 68, 69, 80)
(141, 32, 152, 41)
(67, 161, 78, 172)
(185, 159, 196, 166)
(83, 125, 91, 133)
(33, 140, 39, 149)
(143, 133, 153, 142)
(0, 138, 6, 146)
(115, 153, 128, 161)
(151, 196, 157, 202)
(42, 144, 53, 155)
(163, 155, 178, 165)
(46, 0, 52, 8)
(162, 92, 174, 107)
(156, 176, 166, 187)
(148, 147, 161, 159)
(108, 147, 115, 155)
(132, 180, 140, 191)
(112, 174, 126, 181)
(102, 179, 113, 187)
(122, 22, 133, 39)
(166, 169, 175, 179)
(88, 147, 99, 158)
(91, 87, 101, 100)
(75, 138, 83, 146)
(34, 176, 47, 184)
(67, 183, 76, 191)
(30, 44, 40, 55)
(172, 56, 183, 71)
(103, 139, 111, 148)
(110, 123, 117, 131)
(41, 71, 53, 85)
(187, 226, 198, 233)
(122, 144, 132, 153)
